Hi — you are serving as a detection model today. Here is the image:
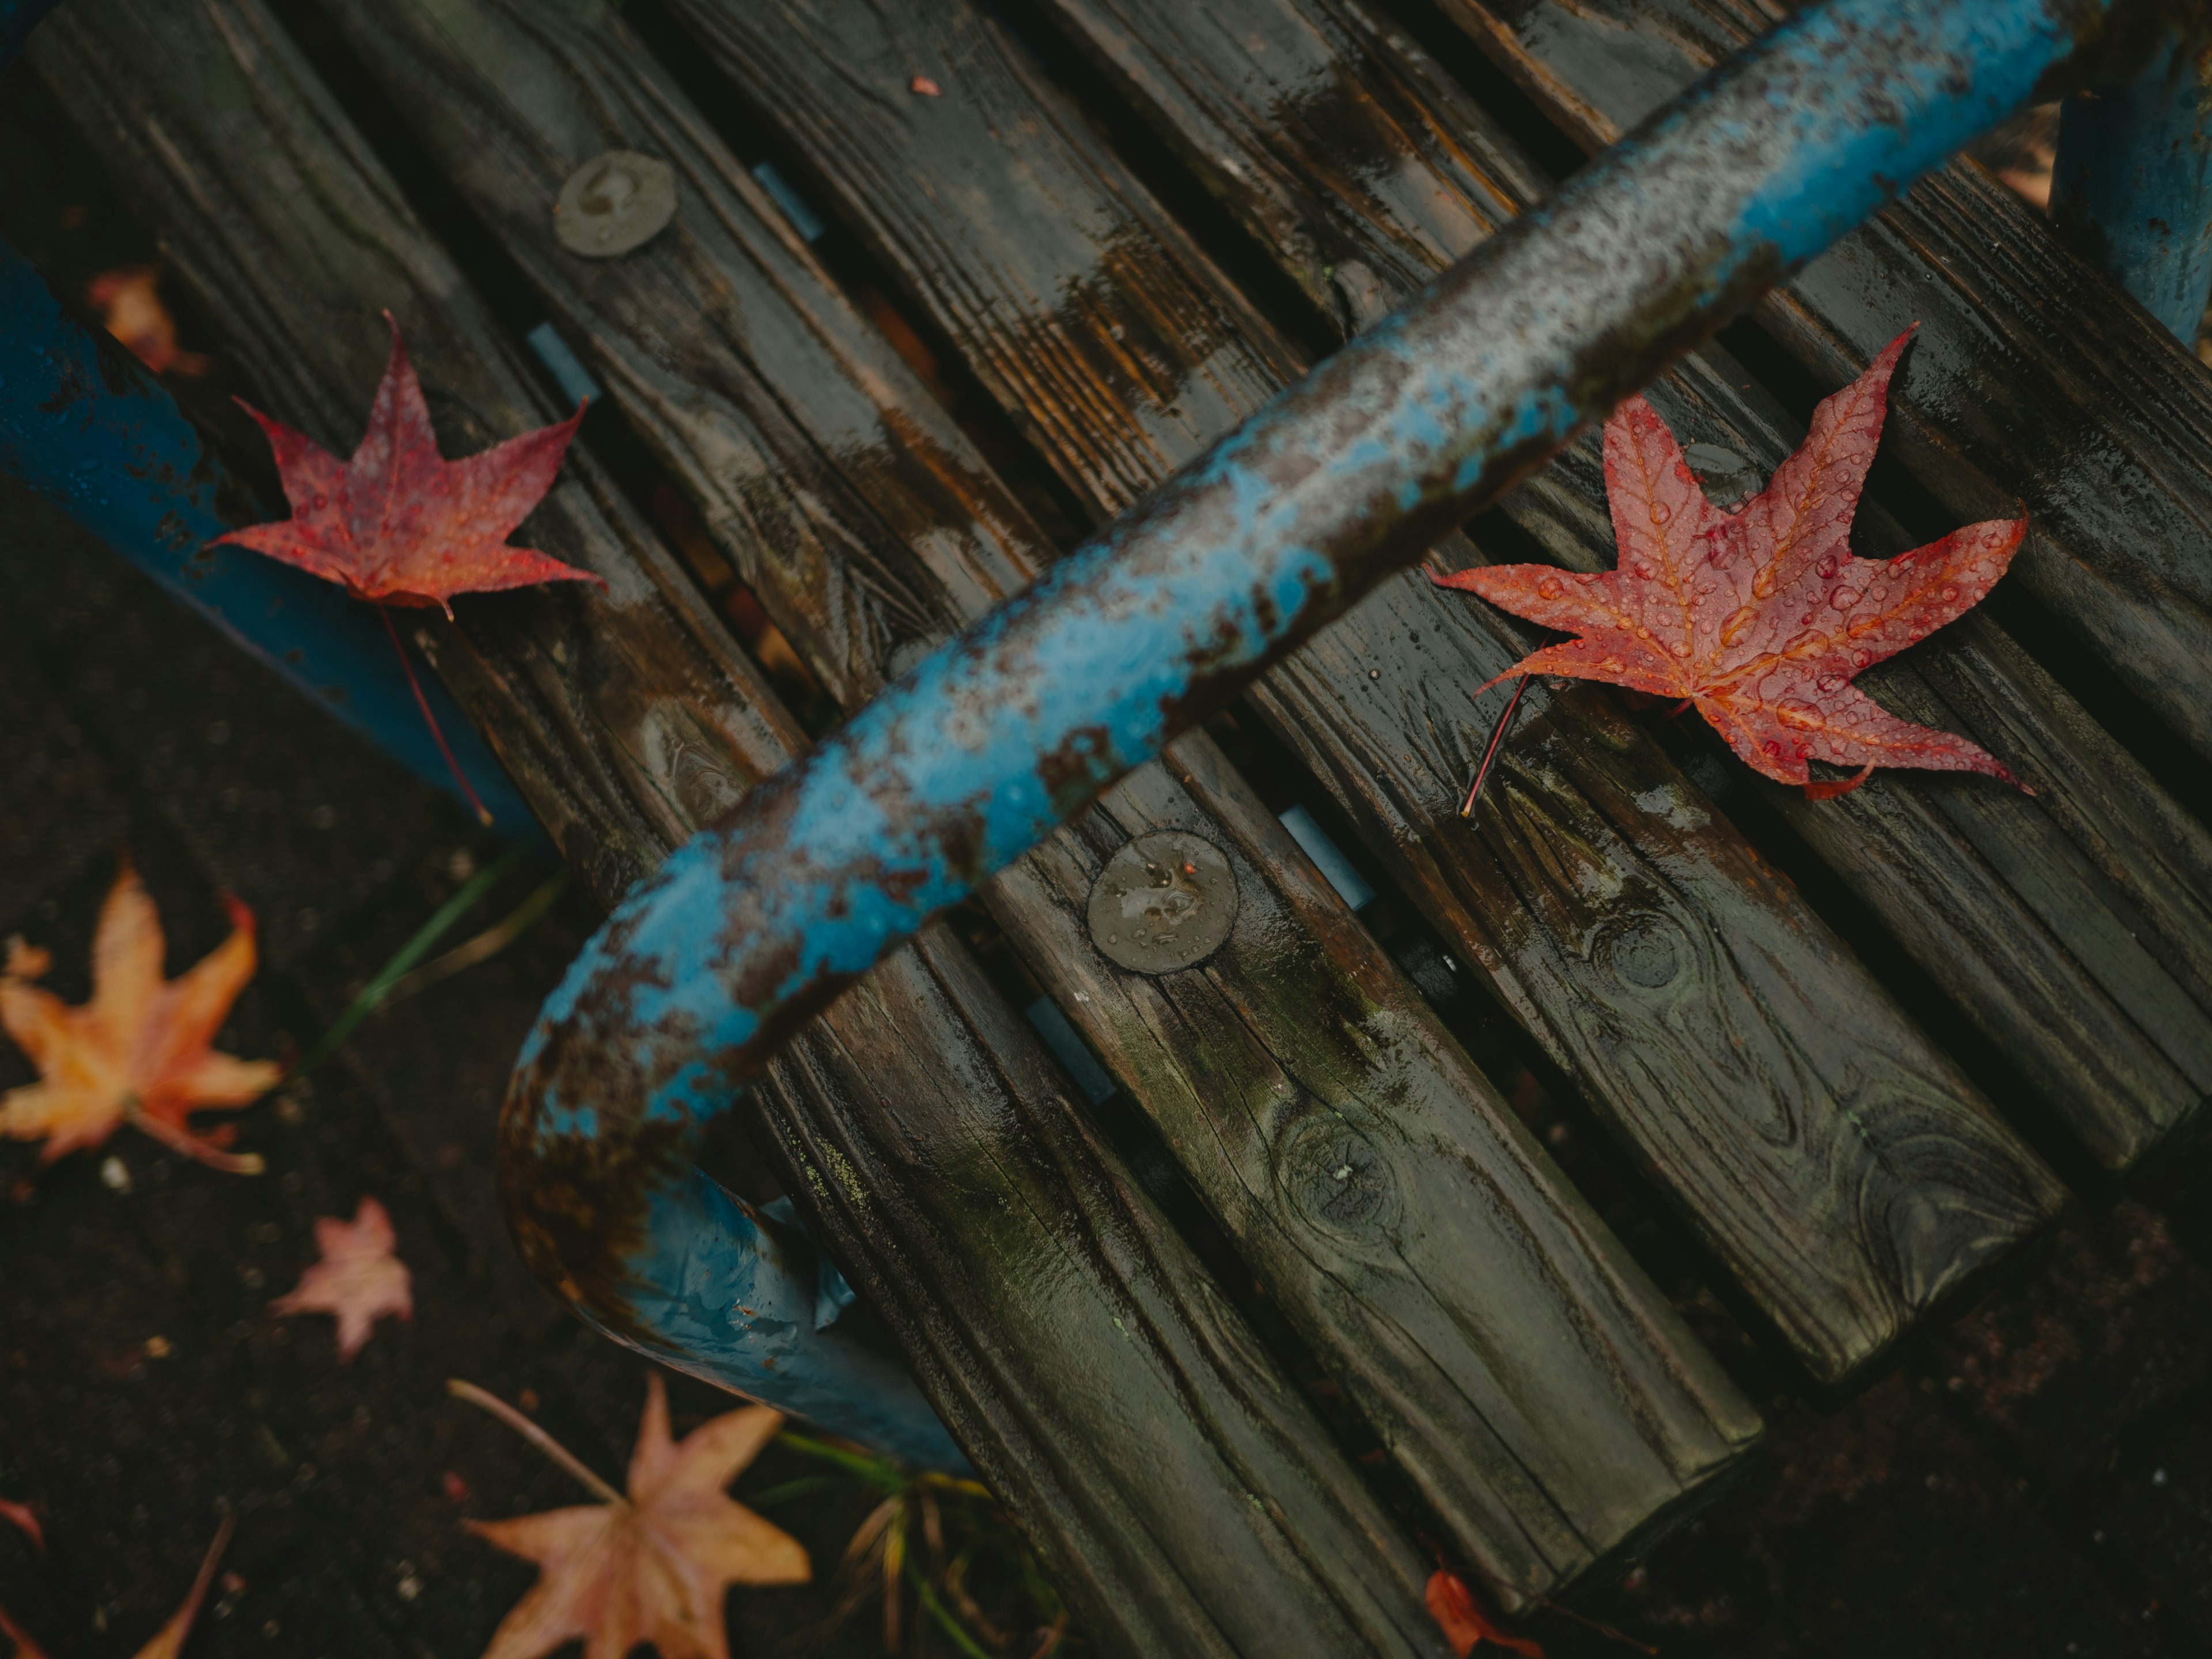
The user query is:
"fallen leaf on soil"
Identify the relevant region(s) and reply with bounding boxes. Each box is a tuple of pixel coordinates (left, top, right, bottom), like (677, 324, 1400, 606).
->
(209, 315, 602, 615)
(86, 267, 211, 377)
(0, 1516, 230, 1659)
(0, 859, 278, 1173)
(1425, 1570, 1543, 1657)
(0, 1501, 38, 1552)
(270, 1195, 414, 1360)
(457, 1374, 808, 1659)
(1430, 329, 2025, 800)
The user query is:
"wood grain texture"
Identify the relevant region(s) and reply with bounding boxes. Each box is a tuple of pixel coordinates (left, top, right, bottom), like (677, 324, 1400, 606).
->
(989, 730, 1758, 1602)
(315, 0, 1047, 714)
(1029, 0, 2212, 1175)
(301, 0, 1767, 1602)
(40, 5, 1466, 1652)
(677, 0, 2064, 1382)
(762, 926, 1456, 1659)
(1434, 0, 2212, 766)
(28, 0, 802, 911)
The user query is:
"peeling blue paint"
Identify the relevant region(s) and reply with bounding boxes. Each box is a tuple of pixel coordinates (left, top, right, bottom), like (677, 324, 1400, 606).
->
(504, 0, 2133, 1464)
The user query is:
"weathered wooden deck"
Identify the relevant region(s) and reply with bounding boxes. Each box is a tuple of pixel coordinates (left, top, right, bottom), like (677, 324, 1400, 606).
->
(8, 0, 2212, 1652)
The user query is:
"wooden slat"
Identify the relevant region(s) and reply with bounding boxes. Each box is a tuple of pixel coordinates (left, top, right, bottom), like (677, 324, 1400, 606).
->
(37, 3, 802, 910)
(671, 0, 2063, 1383)
(993, 731, 1760, 1600)
(300, 0, 1767, 1605)
(32, 6, 1466, 1653)
(1025, 0, 2212, 1173)
(1433, 0, 2212, 766)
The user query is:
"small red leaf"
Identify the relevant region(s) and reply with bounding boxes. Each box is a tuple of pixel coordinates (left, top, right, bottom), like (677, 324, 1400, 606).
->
(1425, 1570, 1543, 1657)
(1430, 327, 2026, 801)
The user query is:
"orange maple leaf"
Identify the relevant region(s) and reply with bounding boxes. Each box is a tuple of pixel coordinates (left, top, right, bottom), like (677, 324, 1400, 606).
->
(209, 315, 603, 615)
(85, 267, 212, 378)
(0, 859, 278, 1173)
(1425, 1569, 1543, 1657)
(458, 1376, 809, 1659)
(270, 1195, 415, 1360)
(0, 1516, 230, 1659)
(0, 1501, 38, 1554)
(1431, 328, 2024, 800)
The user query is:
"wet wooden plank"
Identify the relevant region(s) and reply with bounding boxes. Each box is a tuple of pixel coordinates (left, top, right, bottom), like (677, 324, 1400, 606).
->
(1434, 0, 2212, 767)
(990, 730, 1758, 1600)
(33, 7, 1467, 1653)
(673, 0, 2063, 1382)
(300, 0, 1767, 1603)
(1027, 0, 2212, 1171)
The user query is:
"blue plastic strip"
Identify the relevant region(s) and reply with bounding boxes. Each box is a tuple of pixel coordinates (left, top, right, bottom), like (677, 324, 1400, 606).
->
(502, 0, 2120, 1468)
(0, 243, 540, 838)
(2050, 29, 2212, 340)
(1024, 995, 1120, 1105)
(1279, 805, 1375, 912)
(751, 161, 828, 243)
(525, 321, 605, 409)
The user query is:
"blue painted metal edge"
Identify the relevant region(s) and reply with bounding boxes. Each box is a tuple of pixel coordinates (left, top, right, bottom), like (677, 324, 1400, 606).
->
(2051, 25, 2212, 340)
(500, 0, 2143, 1465)
(0, 244, 539, 839)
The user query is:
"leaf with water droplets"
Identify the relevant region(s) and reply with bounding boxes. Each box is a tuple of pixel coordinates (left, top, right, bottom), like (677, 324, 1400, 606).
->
(210, 315, 603, 615)
(1430, 329, 2025, 799)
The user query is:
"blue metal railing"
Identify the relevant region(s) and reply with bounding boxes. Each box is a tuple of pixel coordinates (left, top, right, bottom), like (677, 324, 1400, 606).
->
(495, 0, 2171, 1463)
(5, 0, 2203, 1467)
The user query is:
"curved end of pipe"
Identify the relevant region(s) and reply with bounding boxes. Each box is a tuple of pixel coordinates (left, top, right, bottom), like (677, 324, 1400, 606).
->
(497, 1001, 969, 1473)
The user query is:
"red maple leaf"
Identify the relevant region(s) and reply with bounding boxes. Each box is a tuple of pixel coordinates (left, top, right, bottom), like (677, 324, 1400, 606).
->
(1431, 329, 2024, 800)
(210, 315, 603, 615)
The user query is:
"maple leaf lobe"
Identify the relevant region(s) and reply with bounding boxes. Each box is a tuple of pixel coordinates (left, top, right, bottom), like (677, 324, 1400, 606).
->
(1430, 329, 2025, 797)
(210, 316, 604, 615)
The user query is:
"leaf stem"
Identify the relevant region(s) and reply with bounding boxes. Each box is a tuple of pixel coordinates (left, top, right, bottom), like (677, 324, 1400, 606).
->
(380, 868, 569, 1005)
(906, 1558, 997, 1659)
(1462, 674, 1533, 817)
(774, 1429, 909, 1490)
(377, 603, 493, 827)
(446, 1378, 625, 1506)
(294, 845, 529, 1078)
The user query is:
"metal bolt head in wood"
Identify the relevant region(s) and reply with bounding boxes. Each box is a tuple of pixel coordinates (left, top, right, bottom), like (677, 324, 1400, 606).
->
(1086, 831, 1238, 974)
(555, 151, 676, 257)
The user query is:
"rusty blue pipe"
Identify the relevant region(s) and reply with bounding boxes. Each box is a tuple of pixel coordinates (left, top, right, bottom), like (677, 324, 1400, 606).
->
(503, 0, 2143, 1461)
(2051, 25, 2212, 339)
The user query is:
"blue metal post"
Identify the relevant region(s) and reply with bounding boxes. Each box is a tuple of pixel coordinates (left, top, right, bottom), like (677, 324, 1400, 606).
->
(501, 0, 2133, 1459)
(2050, 27, 2212, 340)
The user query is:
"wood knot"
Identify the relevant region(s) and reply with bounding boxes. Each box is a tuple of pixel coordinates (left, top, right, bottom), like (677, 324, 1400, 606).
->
(1276, 1112, 1398, 1241)
(1592, 912, 1683, 990)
